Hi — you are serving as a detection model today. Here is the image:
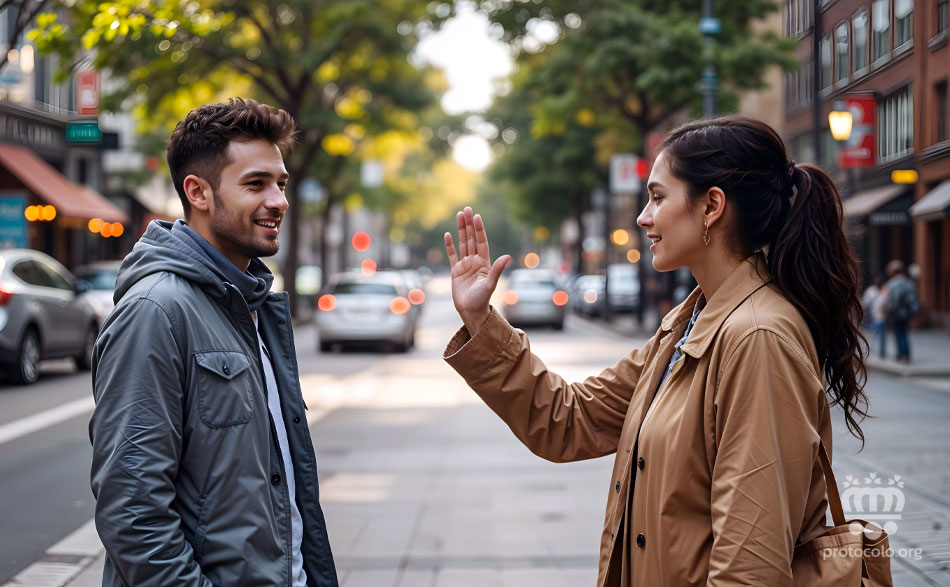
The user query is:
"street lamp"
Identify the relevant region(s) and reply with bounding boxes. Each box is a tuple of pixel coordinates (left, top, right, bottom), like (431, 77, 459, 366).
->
(829, 101, 853, 142)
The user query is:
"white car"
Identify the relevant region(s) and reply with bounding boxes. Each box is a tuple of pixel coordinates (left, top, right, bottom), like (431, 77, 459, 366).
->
(315, 271, 417, 352)
(502, 268, 569, 330)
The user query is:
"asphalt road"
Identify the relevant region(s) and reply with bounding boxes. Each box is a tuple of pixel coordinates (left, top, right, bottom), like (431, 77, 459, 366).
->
(1, 276, 948, 586)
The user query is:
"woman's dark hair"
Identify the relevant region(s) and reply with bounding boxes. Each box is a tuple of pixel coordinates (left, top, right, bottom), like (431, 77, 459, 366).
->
(166, 97, 297, 217)
(661, 115, 869, 445)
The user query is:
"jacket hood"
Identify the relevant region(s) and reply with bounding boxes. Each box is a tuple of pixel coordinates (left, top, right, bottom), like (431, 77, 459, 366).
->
(114, 220, 230, 303)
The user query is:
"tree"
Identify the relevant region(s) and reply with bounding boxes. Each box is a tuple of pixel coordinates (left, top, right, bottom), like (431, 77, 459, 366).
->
(0, 0, 52, 70)
(30, 0, 443, 312)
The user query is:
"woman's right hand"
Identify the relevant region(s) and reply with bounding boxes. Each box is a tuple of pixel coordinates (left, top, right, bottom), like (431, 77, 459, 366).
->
(444, 206, 511, 335)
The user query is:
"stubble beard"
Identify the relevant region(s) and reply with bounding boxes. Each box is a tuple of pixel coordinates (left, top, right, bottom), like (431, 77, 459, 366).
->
(211, 195, 281, 260)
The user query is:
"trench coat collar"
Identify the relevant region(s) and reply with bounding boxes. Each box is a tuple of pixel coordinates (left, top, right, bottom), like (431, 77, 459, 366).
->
(660, 252, 772, 359)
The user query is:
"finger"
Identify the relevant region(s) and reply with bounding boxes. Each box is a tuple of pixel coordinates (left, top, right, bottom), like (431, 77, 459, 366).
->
(456, 211, 468, 258)
(473, 214, 490, 260)
(488, 255, 511, 289)
(464, 207, 477, 260)
(444, 232, 459, 266)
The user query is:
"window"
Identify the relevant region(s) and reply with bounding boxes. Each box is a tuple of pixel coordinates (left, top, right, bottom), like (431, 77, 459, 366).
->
(873, 0, 891, 61)
(33, 260, 72, 291)
(820, 35, 832, 90)
(835, 22, 850, 83)
(853, 9, 869, 72)
(786, 0, 812, 36)
(937, 81, 948, 143)
(878, 87, 913, 162)
(895, 0, 912, 48)
(785, 61, 813, 110)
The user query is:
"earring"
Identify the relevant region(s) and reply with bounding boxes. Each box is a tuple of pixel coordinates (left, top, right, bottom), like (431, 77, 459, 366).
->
(703, 222, 710, 246)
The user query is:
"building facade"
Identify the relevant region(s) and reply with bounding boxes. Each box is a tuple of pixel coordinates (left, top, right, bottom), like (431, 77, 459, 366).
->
(783, 0, 950, 325)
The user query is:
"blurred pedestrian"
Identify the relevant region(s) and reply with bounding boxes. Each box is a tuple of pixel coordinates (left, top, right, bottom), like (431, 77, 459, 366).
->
(90, 99, 338, 586)
(442, 116, 878, 586)
(885, 259, 920, 363)
(863, 273, 888, 357)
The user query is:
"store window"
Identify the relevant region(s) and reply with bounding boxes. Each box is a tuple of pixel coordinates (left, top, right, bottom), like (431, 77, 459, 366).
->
(873, 0, 891, 62)
(878, 87, 913, 162)
(835, 22, 850, 83)
(820, 35, 832, 90)
(853, 9, 868, 73)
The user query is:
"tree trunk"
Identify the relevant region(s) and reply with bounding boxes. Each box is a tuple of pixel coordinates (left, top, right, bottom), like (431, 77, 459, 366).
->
(572, 192, 586, 275)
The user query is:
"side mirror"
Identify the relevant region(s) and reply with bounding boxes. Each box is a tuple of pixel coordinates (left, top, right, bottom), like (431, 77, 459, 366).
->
(75, 280, 92, 294)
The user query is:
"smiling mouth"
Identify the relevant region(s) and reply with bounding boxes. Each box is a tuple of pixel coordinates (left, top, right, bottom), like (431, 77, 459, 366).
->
(650, 236, 661, 245)
(254, 219, 280, 229)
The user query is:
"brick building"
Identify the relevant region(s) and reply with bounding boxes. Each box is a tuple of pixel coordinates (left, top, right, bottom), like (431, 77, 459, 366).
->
(782, 0, 950, 325)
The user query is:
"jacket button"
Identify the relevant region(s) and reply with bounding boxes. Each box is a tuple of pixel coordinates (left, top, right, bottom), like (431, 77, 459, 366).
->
(293, 416, 301, 424)
(222, 364, 230, 375)
(638, 457, 645, 470)
(271, 473, 281, 485)
(615, 481, 621, 493)
(636, 533, 645, 548)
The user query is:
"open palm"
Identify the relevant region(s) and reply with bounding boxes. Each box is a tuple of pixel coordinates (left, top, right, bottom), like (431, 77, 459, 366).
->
(444, 207, 510, 332)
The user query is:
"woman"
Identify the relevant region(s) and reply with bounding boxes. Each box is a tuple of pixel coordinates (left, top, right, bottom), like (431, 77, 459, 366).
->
(442, 116, 869, 586)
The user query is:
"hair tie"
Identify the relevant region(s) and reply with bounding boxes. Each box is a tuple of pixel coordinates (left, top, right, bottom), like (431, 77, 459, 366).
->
(786, 159, 796, 182)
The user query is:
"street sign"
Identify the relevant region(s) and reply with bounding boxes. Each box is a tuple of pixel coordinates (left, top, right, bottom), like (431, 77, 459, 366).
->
(839, 95, 876, 168)
(610, 154, 644, 195)
(66, 121, 102, 143)
(0, 196, 28, 248)
(76, 70, 100, 116)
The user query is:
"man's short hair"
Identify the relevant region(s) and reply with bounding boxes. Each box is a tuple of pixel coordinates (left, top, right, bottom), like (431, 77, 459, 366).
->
(166, 98, 297, 217)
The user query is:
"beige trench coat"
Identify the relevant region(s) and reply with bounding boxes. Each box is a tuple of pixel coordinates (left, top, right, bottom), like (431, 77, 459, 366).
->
(444, 254, 834, 587)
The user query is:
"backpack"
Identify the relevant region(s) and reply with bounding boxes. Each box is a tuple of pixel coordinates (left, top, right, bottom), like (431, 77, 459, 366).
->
(889, 279, 919, 322)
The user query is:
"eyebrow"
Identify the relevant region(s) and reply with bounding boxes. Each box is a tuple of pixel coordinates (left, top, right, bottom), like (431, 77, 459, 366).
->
(647, 181, 665, 192)
(239, 170, 290, 182)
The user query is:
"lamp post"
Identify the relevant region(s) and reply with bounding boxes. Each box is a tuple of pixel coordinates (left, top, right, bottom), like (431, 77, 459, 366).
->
(829, 100, 856, 196)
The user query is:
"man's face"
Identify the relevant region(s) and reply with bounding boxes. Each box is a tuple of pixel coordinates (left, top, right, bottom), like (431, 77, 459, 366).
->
(205, 139, 289, 267)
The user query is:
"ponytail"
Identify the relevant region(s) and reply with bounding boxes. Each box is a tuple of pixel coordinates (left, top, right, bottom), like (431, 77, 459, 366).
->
(771, 164, 869, 445)
(661, 116, 869, 446)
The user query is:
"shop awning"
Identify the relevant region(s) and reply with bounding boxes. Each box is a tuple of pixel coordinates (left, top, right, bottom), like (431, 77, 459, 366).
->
(0, 142, 128, 223)
(842, 184, 906, 219)
(910, 180, 950, 222)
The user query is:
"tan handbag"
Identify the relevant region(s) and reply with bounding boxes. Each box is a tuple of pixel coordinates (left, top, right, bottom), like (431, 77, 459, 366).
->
(792, 441, 894, 586)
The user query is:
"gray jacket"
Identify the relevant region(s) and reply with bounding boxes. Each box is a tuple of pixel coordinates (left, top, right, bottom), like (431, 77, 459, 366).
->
(90, 220, 338, 586)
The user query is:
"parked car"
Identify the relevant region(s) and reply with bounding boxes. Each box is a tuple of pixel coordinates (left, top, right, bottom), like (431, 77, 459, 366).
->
(571, 274, 606, 317)
(607, 263, 641, 313)
(74, 260, 122, 326)
(314, 270, 417, 352)
(502, 268, 569, 330)
(399, 268, 427, 315)
(0, 249, 99, 384)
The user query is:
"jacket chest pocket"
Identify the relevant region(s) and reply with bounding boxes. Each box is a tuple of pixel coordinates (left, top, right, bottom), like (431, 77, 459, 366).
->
(194, 351, 255, 427)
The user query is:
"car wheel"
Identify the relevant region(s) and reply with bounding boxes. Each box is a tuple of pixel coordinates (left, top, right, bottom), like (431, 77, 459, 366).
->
(9, 329, 41, 385)
(75, 324, 97, 371)
(553, 321, 564, 331)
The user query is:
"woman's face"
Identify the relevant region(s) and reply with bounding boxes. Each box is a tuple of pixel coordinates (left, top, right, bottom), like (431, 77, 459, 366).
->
(637, 151, 707, 272)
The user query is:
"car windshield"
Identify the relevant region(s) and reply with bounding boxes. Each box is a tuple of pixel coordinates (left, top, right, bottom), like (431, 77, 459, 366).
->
(333, 282, 398, 296)
(77, 270, 119, 290)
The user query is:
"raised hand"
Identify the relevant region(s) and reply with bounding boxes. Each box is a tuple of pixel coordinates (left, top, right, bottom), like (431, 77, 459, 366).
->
(444, 206, 511, 334)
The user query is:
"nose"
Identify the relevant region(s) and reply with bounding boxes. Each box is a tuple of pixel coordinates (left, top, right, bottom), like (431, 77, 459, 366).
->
(266, 186, 289, 212)
(637, 204, 652, 229)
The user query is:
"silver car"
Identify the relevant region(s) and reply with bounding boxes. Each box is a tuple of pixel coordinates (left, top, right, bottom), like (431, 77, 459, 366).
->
(0, 249, 99, 384)
(502, 268, 569, 330)
(315, 270, 417, 352)
(74, 260, 122, 326)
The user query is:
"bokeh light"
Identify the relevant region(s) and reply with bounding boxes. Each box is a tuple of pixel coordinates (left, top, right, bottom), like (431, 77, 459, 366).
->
(88, 218, 103, 233)
(583, 290, 598, 304)
(408, 288, 426, 305)
(361, 258, 377, 276)
(611, 229, 629, 246)
(24, 206, 40, 222)
(352, 231, 371, 251)
(503, 290, 519, 305)
(317, 294, 337, 312)
(389, 296, 411, 315)
(552, 290, 569, 306)
(523, 252, 540, 268)
(626, 249, 641, 263)
(41, 205, 56, 221)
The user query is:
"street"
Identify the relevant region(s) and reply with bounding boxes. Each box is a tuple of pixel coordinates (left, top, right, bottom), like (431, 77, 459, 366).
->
(1, 277, 949, 586)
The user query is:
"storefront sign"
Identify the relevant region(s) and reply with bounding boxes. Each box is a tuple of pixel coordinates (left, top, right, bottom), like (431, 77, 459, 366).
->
(839, 95, 876, 168)
(0, 195, 28, 248)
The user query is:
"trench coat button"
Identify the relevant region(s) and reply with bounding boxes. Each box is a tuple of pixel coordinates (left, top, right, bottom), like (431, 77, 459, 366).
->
(636, 533, 645, 548)
(293, 416, 301, 424)
(637, 457, 645, 470)
(271, 473, 281, 485)
(615, 481, 621, 493)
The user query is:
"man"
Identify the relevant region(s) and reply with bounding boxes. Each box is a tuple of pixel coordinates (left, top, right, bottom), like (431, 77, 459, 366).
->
(91, 98, 338, 586)
(884, 258, 919, 364)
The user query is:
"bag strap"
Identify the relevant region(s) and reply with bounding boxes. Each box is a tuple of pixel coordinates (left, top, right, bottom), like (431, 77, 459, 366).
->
(817, 440, 847, 527)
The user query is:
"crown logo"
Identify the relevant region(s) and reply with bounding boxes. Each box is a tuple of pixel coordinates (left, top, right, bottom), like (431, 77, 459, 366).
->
(840, 473, 905, 534)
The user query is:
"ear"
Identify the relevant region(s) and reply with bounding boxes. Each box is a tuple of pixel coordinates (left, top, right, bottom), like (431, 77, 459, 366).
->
(183, 174, 213, 214)
(702, 186, 727, 229)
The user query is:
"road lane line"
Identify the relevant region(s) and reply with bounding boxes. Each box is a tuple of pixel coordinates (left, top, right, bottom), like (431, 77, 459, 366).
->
(0, 397, 94, 448)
